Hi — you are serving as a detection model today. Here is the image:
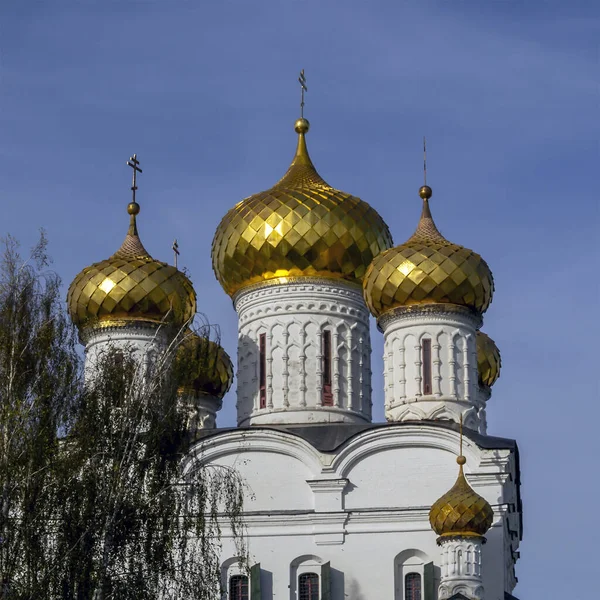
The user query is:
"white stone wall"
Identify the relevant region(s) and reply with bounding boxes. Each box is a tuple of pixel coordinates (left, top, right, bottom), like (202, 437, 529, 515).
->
(234, 279, 372, 426)
(189, 424, 521, 600)
(379, 306, 486, 433)
(81, 322, 169, 382)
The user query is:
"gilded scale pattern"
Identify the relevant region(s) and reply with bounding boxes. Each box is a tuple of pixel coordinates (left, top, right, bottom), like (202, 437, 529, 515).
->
(476, 331, 501, 387)
(429, 457, 494, 538)
(363, 187, 494, 318)
(212, 119, 393, 297)
(68, 204, 196, 329)
(176, 333, 234, 399)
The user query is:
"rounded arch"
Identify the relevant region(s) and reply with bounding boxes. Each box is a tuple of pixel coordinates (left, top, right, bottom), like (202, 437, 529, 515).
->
(290, 554, 325, 600)
(184, 428, 325, 476)
(394, 549, 432, 600)
(329, 424, 484, 478)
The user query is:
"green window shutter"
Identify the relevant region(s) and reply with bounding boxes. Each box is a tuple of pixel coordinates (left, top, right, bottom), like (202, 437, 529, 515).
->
(250, 563, 261, 600)
(321, 561, 331, 600)
(423, 561, 435, 600)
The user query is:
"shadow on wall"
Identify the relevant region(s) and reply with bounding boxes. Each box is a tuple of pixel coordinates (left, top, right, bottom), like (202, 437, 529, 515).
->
(237, 332, 259, 423)
(345, 579, 366, 600)
(331, 567, 345, 600)
(260, 567, 273, 599)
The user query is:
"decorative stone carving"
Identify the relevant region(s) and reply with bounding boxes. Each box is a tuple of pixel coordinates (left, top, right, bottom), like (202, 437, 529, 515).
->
(438, 537, 485, 600)
(379, 305, 486, 432)
(234, 279, 372, 426)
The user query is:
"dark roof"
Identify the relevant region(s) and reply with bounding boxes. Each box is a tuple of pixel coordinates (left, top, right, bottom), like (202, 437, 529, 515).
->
(199, 419, 517, 453)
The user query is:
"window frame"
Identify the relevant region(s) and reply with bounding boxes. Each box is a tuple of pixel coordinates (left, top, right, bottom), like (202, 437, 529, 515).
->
(421, 337, 432, 395)
(259, 333, 266, 408)
(322, 329, 333, 406)
(229, 573, 249, 600)
(298, 571, 320, 600)
(404, 571, 422, 600)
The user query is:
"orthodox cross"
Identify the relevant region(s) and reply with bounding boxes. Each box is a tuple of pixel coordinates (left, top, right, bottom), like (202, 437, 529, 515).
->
(172, 239, 180, 268)
(298, 69, 307, 118)
(423, 137, 428, 186)
(127, 154, 143, 203)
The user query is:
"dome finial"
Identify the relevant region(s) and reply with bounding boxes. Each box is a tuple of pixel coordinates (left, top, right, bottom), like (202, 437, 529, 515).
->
(419, 137, 433, 201)
(126, 154, 143, 235)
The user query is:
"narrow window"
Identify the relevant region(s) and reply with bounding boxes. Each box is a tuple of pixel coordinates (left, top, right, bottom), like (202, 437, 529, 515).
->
(229, 574, 249, 600)
(422, 338, 432, 395)
(405, 573, 422, 600)
(259, 333, 266, 409)
(322, 330, 333, 406)
(299, 572, 319, 600)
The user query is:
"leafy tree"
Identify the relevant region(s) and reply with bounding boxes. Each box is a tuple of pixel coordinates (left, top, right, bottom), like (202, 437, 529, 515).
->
(0, 234, 245, 599)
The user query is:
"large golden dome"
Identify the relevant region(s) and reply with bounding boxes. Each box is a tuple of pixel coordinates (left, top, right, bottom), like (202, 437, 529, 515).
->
(429, 455, 494, 539)
(363, 186, 494, 318)
(175, 332, 234, 399)
(212, 118, 393, 297)
(476, 331, 501, 388)
(68, 202, 196, 330)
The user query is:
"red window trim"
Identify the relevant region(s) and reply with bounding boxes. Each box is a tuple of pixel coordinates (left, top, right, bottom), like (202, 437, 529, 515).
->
(259, 333, 266, 408)
(405, 572, 422, 600)
(322, 330, 333, 406)
(229, 574, 249, 600)
(299, 572, 319, 600)
(422, 338, 432, 395)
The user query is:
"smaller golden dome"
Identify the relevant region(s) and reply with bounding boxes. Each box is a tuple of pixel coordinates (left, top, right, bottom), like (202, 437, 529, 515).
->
(363, 187, 494, 318)
(175, 332, 234, 400)
(429, 455, 494, 539)
(476, 331, 501, 387)
(68, 203, 196, 330)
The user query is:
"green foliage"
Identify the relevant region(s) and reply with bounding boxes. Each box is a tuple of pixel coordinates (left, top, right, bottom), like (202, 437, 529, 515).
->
(0, 234, 245, 599)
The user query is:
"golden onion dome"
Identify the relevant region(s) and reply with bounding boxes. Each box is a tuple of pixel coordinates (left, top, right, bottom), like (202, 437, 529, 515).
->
(68, 201, 196, 331)
(429, 454, 494, 539)
(363, 186, 494, 318)
(212, 118, 393, 297)
(175, 332, 234, 400)
(476, 331, 501, 387)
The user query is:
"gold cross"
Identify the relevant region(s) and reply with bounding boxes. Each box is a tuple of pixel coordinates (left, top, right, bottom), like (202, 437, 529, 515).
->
(126, 154, 143, 203)
(298, 69, 307, 118)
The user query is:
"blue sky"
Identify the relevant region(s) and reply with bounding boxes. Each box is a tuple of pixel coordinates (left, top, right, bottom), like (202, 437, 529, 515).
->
(0, 1, 597, 597)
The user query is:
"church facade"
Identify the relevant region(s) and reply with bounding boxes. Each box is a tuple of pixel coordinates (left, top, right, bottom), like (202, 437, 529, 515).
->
(67, 113, 522, 600)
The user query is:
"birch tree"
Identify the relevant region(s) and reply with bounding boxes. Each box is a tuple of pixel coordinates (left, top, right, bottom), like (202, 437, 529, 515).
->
(0, 234, 245, 599)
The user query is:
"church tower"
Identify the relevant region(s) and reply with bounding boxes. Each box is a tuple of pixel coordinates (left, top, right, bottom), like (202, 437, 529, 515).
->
(363, 182, 500, 433)
(212, 116, 393, 426)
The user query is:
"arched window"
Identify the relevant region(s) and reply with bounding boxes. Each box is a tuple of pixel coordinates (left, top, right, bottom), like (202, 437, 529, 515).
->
(259, 333, 266, 408)
(405, 572, 421, 600)
(421, 338, 432, 394)
(229, 574, 249, 600)
(298, 572, 319, 600)
(322, 329, 333, 406)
